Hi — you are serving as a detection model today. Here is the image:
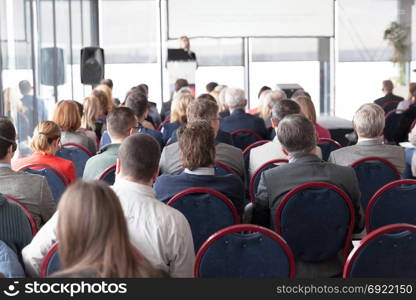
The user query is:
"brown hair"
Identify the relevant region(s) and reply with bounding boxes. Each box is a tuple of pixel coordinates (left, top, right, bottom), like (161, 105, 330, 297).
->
(31, 121, 61, 154)
(187, 95, 219, 123)
(293, 95, 317, 124)
(178, 121, 215, 170)
(52, 100, 81, 132)
(92, 89, 114, 115)
(107, 107, 136, 140)
(408, 82, 416, 101)
(170, 92, 193, 124)
(56, 181, 157, 278)
(81, 96, 100, 130)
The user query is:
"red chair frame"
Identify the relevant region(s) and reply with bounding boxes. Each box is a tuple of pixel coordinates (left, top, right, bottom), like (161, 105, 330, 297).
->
(249, 159, 288, 203)
(194, 224, 296, 278)
(215, 161, 238, 176)
(350, 156, 401, 179)
(365, 179, 416, 233)
(40, 243, 59, 278)
(275, 182, 356, 262)
(167, 187, 240, 224)
(98, 164, 117, 181)
(157, 116, 171, 131)
(230, 129, 263, 141)
(242, 140, 269, 156)
(317, 137, 342, 148)
(385, 109, 398, 120)
(4, 195, 38, 236)
(343, 223, 416, 278)
(61, 142, 94, 157)
(17, 163, 70, 186)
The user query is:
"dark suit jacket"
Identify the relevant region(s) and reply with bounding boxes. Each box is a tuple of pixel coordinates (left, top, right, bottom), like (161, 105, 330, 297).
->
(395, 104, 416, 143)
(220, 109, 268, 139)
(374, 93, 404, 108)
(154, 171, 245, 216)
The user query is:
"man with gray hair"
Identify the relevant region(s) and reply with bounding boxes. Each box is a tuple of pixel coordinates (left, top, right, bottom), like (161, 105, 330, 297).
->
(374, 79, 403, 108)
(253, 114, 363, 278)
(220, 88, 268, 140)
(329, 103, 405, 174)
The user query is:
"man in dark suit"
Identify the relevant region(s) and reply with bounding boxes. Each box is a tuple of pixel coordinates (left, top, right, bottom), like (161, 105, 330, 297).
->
(252, 114, 363, 278)
(220, 88, 268, 139)
(374, 79, 404, 108)
(154, 121, 245, 216)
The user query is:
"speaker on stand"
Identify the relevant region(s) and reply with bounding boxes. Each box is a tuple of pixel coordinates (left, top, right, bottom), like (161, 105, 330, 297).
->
(80, 47, 105, 86)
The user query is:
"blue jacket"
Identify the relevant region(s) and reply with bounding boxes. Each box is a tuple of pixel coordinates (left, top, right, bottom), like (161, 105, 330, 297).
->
(0, 241, 25, 278)
(220, 109, 268, 139)
(162, 122, 181, 144)
(100, 127, 164, 151)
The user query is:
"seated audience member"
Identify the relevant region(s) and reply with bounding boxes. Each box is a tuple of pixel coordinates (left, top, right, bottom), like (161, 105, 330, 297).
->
(374, 79, 404, 107)
(248, 86, 272, 115)
(52, 181, 164, 278)
(160, 78, 189, 121)
(99, 92, 164, 150)
(0, 192, 33, 260)
(409, 127, 416, 177)
(249, 100, 322, 177)
(257, 89, 287, 127)
(329, 103, 405, 174)
(0, 240, 25, 278)
(159, 96, 245, 181)
(206, 81, 218, 93)
(294, 95, 331, 139)
(211, 85, 229, 118)
(100, 78, 121, 105)
(13, 121, 76, 184)
(220, 88, 268, 139)
(81, 96, 103, 142)
(136, 83, 161, 128)
(394, 88, 416, 143)
(83, 107, 136, 180)
(0, 117, 55, 228)
(161, 90, 193, 144)
(155, 121, 245, 215)
(92, 88, 115, 123)
(52, 100, 97, 154)
(396, 82, 416, 112)
(253, 114, 363, 278)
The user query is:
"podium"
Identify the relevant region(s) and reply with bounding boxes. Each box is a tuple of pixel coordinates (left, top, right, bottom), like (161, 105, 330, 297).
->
(167, 49, 197, 96)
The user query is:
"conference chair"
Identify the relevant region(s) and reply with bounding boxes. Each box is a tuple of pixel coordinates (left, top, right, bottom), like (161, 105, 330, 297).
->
(350, 157, 401, 209)
(4, 195, 38, 236)
(41, 243, 61, 278)
(157, 116, 170, 131)
(230, 129, 262, 151)
(167, 187, 240, 251)
(98, 164, 117, 185)
(194, 224, 295, 278)
(384, 109, 401, 143)
(56, 143, 94, 178)
(365, 179, 416, 233)
(403, 147, 416, 179)
(275, 182, 355, 266)
(18, 164, 69, 204)
(381, 101, 399, 114)
(343, 223, 416, 278)
(242, 140, 269, 174)
(249, 159, 288, 203)
(317, 138, 342, 161)
(214, 161, 237, 177)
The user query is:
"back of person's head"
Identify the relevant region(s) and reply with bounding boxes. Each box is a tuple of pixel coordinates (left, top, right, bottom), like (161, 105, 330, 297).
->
(409, 82, 416, 100)
(174, 79, 189, 92)
(52, 100, 81, 132)
(178, 121, 215, 170)
(382, 80, 394, 93)
(258, 86, 271, 99)
(187, 95, 219, 123)
(125, 92, 148, 119)
(277, 114, 316, 157)
(291, 88, 310, 100)
(92, 89, 113, 115)
(170, 91, 193, 124)
(224, 88, 246, 110)
(293, 95, 317, 124)
(353, 103, 385, 138)
(18, 80, 32, 95)
(117, 134, 160, 182)
(57, 181, 152, 278)
(100, 79, 113, 89)
(0, 117, 17, 160)
(31, 121, 61, 153)
(82, 96, 100, 130)
(136, 84, 149, 97)
(271, 99, 301, 124)
(107, 107, 136, 140)
(206, 82, 218, 93)
(259, 90, 286, 119)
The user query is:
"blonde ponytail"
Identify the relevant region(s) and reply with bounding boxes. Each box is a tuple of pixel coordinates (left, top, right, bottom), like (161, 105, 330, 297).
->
(31, 121, 61, 154)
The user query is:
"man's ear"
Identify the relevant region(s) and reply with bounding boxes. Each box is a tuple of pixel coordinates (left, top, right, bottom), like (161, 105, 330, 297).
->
(116, 159, 121, 175)
(152, 167, 160, 183)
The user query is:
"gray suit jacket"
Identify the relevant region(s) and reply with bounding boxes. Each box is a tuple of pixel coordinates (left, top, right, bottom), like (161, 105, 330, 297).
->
(0, 167, 55, 228)
(159, 141, 245, 181)
(328, 139, 405, 175)
(253, 154, 363, 278)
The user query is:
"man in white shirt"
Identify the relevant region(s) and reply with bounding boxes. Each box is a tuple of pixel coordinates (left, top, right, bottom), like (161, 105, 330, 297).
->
(22, 133, 195, 277)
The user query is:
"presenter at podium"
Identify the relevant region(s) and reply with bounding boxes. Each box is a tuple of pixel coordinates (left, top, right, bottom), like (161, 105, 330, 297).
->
(179, 36, 197, 62)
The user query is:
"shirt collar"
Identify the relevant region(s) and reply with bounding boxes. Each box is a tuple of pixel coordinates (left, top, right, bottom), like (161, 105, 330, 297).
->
(113, 177, 155, 196)
(357, 137, 383, 145)
(184, 167, 215, 176)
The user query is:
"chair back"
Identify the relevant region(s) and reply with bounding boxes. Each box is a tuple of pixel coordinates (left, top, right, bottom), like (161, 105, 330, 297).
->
(381, 100, 399, 113)
(98, 164, 116, 185)
(351, 157, 401, 208)
(18, 164, 69, 204)
(167, 188, 240, 251)
(242, 140, 269, 175)
(275, 182, 355, 263)
(384, 109, 401, 143)
(4, 195, 38, 236)
(366, 180, 416, 232)
(41, 243, 61, 277)
(195, 224, 295, 278)
(230, 129, 262, 151)
(343, 224, 416, 278)
(56, 143, 93, 178)
(403, 147, 416, 179)
(317, 138, 342, 161)
(249, 159, 288, 203)
(214, 161, 237, 177)
(157, 116, 170, 131)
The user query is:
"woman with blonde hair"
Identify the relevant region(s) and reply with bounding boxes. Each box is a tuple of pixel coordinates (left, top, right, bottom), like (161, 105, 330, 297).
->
(53, 181, 164, 278)
(95, 84, 118, 108)
(52, 100, 96, 154)
(81, 96, 104, 142)
(12, 121, 76, 183)
(91, 88, 115, 121)
(161, 90, 193, 143)
(294, 95, 331, 139)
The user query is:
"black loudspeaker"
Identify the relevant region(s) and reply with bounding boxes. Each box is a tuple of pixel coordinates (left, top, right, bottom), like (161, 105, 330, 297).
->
(40, 47, 65, 86)
(80, 47, 105, 85)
